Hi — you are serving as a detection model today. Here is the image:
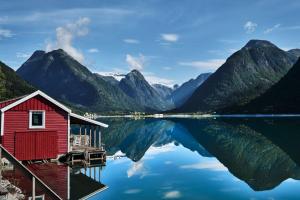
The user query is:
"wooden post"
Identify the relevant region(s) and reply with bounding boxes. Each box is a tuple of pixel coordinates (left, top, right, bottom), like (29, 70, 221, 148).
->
(0, 147, 2, 180)
(89, 128, 92, 147)
(79, 125, 82, 145)
(84, 127, 87, 146)
(99, 129, 102, 150)
(94, 167, 96, 180)
(0, 147, 2, 162)
(94, 128, 96, 148)
(32, 177, 36, 199)
(98, 166, 101, 182)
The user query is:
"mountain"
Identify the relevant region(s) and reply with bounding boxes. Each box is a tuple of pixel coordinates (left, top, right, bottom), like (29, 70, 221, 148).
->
(152, 84, 173, 99)
(170, 73, 211, 107)
(119, 70, 173, 111)
(233, 58, 300, 114)
(175, 40, 298, 113)
(94, 73, 119, 86)
(288, 49, 300, 58)
(101, 118, 175, 161)
(17, 49, 142, 113)
(0, 61, 35, 101)
(173, 84, 179, 90)
(101, 118, 211, 162)
(177, 118, 300, 191)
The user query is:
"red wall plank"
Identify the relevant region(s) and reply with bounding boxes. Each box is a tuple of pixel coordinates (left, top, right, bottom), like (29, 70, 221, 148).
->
(35, 131, 58, 160)
(14, 132, 35, 160)
(2, 95, 68, 159)
(14, 131, 58, 160)
(0, 98, 21, 109)
(27, 163, 68, 200)
(9, 96, 57, 111)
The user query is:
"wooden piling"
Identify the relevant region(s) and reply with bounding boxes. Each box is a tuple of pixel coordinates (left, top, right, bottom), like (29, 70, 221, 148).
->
(98, 166, 101, 182)
(94, 128, 96, 148)
(84, 127, 87, 146)
(94, 167, 96, 180)
(99, 129, 102, 149)
(89, 129, 92, 147)
(32, 177, 36, 200)
(79, 125, 82, 145)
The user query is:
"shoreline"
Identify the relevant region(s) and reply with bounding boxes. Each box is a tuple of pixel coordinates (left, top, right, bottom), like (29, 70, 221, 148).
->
(96, 114, 300, 119)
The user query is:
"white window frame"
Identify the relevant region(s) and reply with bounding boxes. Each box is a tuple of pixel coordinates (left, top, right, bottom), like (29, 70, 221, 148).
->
(28, 194, 45, 200)
(29, 110, 45, 129)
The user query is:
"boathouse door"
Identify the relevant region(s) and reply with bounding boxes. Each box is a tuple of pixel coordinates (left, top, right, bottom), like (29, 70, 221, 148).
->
(14, 131, 58, 161)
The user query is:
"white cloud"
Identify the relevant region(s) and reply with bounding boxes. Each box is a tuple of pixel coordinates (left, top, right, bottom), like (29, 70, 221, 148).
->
(99, 53, 174, 86)
(98, 68, 174, 86)
(127, 161, 148, 178)
(281, 46, 299, 51)
(161, 34, 179, 42)
(16, 52, 31, 59)
(244, 21, 258, 34)
(88, 48, 99, 53)
(165, 161, 172, 165)
(180, 160, 228, 171)
(96, 71, 126, 81)
(145, 75, 174, 87)
(163, 191, 182, 199)
(46, 17, 90, 63)
(124, 189, 141, 194)
(146, 144, 175, 156)
(0, 29, 13, 39)
(179, 59, 225, 72)
(163, 67, 172, 70)
(126, 54, 145, 70)
(124, 38, 139, 44)
(264, 24, 281, 34)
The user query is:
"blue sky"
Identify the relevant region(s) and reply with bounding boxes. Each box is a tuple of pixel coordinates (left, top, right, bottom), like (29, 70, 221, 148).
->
(1, 0, 300, 86)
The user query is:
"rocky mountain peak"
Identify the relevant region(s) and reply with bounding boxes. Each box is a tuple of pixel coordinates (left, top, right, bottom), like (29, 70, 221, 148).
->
(244, 39, 277, 49)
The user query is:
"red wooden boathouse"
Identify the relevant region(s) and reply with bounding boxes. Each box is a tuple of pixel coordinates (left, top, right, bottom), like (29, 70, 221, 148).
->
(0, 90, 108, 161)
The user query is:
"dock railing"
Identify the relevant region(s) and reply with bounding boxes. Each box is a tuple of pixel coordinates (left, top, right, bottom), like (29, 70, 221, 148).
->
(0, 145, 63, 200)
(71, 126, 103, 149)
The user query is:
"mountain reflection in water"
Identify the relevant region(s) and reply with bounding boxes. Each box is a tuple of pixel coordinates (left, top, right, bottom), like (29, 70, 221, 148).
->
(102, 118, 211, 161)
(94, 117, 300, 200)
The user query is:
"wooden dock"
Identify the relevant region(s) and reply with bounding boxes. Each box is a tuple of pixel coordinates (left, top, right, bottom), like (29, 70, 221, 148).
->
(61, 134, 106, 167)
(70, 147, 106, 165)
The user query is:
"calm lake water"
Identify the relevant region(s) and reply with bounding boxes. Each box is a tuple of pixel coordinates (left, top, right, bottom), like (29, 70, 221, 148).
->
(88, 117, 300, 200)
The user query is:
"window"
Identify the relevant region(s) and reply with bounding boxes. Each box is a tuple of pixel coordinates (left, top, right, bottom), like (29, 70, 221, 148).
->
(29, 111, 45, 129)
